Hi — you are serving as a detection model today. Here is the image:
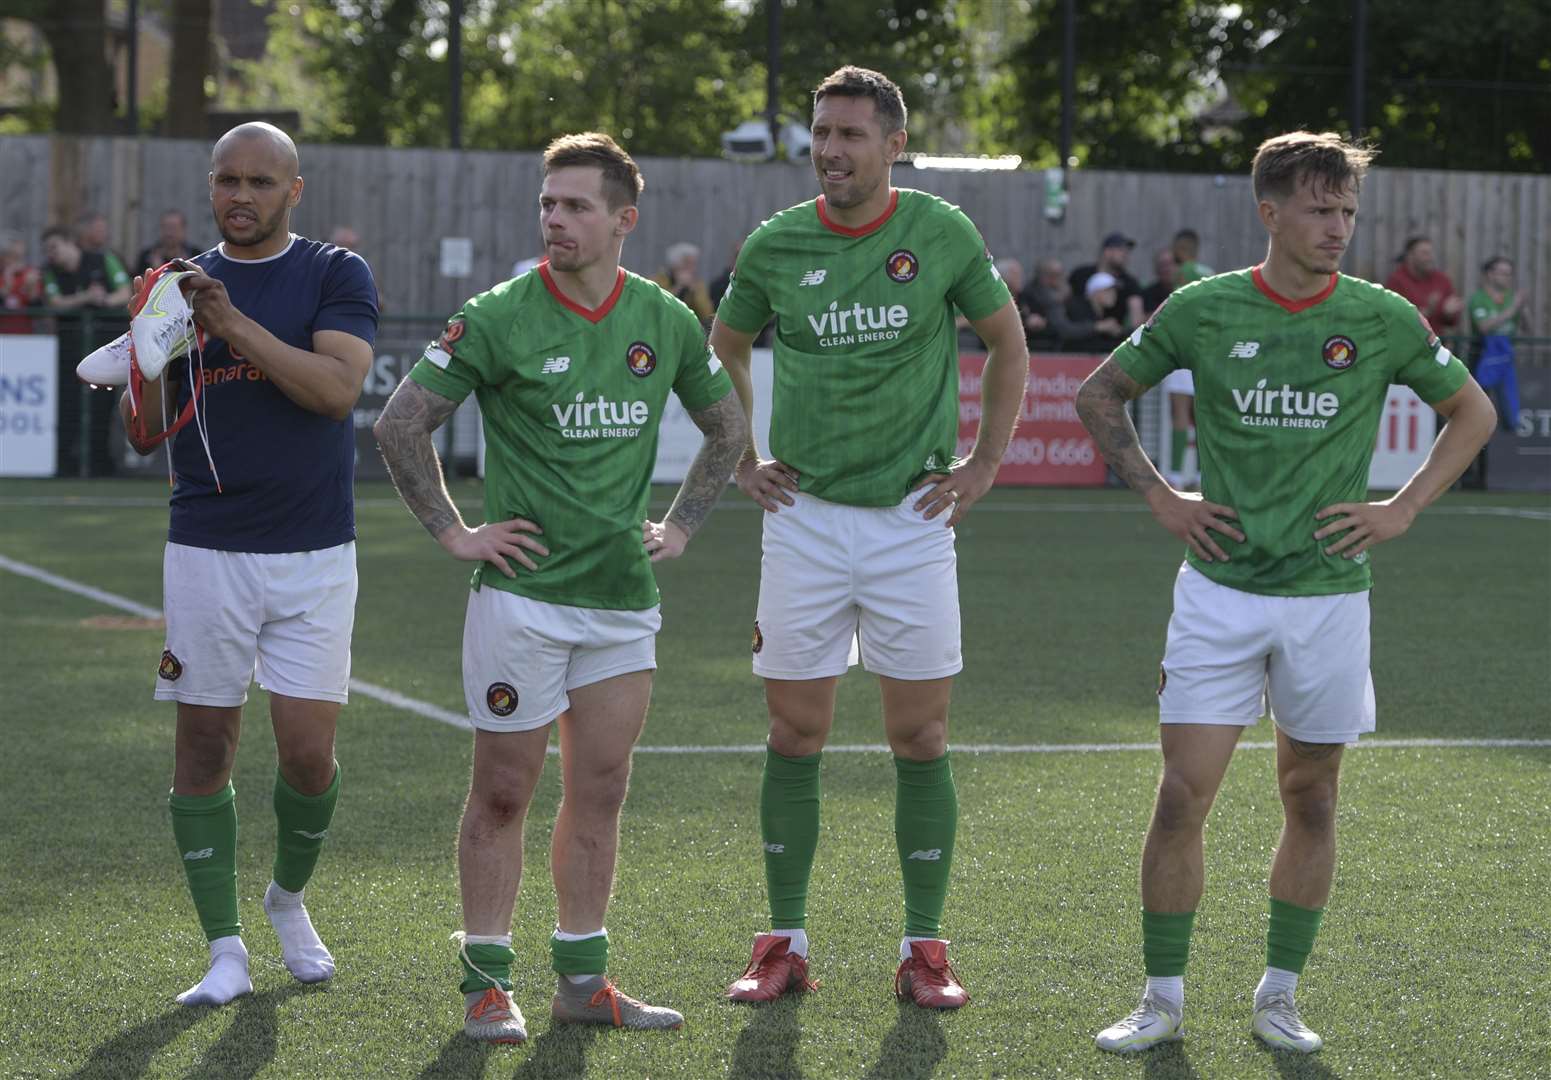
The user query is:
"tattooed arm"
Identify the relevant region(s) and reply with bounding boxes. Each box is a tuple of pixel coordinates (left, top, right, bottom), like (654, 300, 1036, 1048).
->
(373, 377, 548, 577)
(643, 392, 749, 563)
(1076, 359, 1245, 563)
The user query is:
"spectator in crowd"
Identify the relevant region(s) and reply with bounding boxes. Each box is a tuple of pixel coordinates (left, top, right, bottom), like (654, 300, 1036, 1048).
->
(1171, 228, 1214, 287)
(1384, 236, 1463, 332)
(1022, 256, 1074, 351)
(653, 241, 714, 323)
(328, 225, 360, 250)
(994, 257, 1049, 347)
(75, 210, 112, 255)
(1064, 271, 1127, 354)
(1468, 256, 1531, 432)
(1, 230, 43, 333)
(137, 209, 201, 273)
(42, 224, 132, 475)
(1141, 248, 1176, 315)
(1070, 232, 1144, 331)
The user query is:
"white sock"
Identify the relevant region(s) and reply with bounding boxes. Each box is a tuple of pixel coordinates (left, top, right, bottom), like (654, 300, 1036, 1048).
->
(176, 935, 252, 1007)
(264, 880, 335, 983)
(770, 928, 809, 958)
(1255, 966, 1299, 1004)
(1145, 975, 1184, 1014)
(900, 935, 942, 961)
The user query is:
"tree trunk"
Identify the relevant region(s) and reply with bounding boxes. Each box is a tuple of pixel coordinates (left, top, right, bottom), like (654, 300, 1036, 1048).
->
(165, 0, 212, 138)
(37, 0, 116, 134)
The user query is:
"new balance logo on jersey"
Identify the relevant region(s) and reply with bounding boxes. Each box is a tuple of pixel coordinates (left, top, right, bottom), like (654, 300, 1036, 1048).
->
(799, 269, 827, 286)
(293, 829, 328, 841)
(541, 357, 571, 375)
(183, 848, 215, 861)
(551, 392, 650, 439)
(764, 842, 786, 854)
(1233, 378, 1339, 429)
(907, 849, 943, 861)
(807, 300, 909, 348)
(1229, 341, 1261, 359)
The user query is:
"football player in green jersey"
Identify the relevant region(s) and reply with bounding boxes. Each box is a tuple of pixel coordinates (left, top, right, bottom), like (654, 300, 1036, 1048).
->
(374, 133, 745, 1043)
(712, 66, 1029, 1009)
(1077, 132, 1496, 1055)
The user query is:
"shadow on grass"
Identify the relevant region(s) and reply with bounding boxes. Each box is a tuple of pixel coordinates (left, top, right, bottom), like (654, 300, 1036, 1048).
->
(862, 1000, 947, 1080)
(1257, 1042, 1343, 1079)
(1139, 1040, 1201, 1079)
(415, 1030, 494, 1079)
(728, 995, 808, 1079)
(67, 984, 306, 1080)
(512, 1022, 600, 1080)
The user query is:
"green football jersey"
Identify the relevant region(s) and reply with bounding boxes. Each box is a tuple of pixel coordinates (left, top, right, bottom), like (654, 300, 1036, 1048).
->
(1467, 288, 1518, 338)
(408, 265, 733, 610)
(716, 187, 1011, 507)
(1112, 268, 1470, 597)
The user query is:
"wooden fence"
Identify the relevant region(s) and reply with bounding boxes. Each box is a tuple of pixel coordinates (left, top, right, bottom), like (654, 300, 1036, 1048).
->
(2, 134, 1545, 322)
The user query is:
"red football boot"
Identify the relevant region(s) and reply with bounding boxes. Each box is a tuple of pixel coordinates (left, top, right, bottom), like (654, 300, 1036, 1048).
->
(895, 940, 969, 1009)
(726, 933, 818, 1003)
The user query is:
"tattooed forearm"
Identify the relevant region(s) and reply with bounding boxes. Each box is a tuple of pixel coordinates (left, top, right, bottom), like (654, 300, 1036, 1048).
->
(1075, 361, 1164, 496)
(666, 394, 749, 538)
(372, 378, 465, 538)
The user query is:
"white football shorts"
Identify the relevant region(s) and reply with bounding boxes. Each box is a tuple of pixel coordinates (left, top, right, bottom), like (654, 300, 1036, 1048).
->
(1161, 367, 1196, 396)
(1158, 563, 1375, 744)
(462, 586, 659, 732)
(156, 541, 357, 707)
(753, 490, 962, 682)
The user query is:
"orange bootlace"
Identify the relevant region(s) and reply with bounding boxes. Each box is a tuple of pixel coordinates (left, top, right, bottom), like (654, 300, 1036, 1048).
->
(588, 979, 624, 1027)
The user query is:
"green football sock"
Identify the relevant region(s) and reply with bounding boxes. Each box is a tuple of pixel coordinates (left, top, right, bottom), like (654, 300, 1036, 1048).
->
(1170, 429, 1189, 472)
(551, 931, 609, 976)
(895, 753, 958, 938)
(460, 941, 515, 993)
(169, 783, 241, 943)
(1142, 909, 1196, 977)
(760, 747, 822, 930)
(272, 764, 339, 893)
(1266, 897, 1324, 974)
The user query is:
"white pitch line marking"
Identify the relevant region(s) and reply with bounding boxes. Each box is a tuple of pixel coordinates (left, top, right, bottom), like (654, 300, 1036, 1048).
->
(3, 554, 1548, 754)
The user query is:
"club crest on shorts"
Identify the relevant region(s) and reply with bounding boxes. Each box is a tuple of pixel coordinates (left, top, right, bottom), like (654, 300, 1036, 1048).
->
(486, 682, 519, 717)
(1157, 665, 1167, 696)
(751, 621, 763, 654)
(159, 649, 183, 681)
(885, 249, 919, 283)
(436, 318, 466, 355)
(1322, 334, 1357, 370)
(626, 341, 657, 377)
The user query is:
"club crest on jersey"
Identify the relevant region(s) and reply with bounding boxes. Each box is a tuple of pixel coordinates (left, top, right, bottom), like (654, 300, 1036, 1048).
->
(486, 682, 518, 717)
(1322, 335, 1357, 370)
(751, 621, 763, 654)
(158, 649, 183, 681)
(885, 249, 919, 283)
(626, 341, 657, 377)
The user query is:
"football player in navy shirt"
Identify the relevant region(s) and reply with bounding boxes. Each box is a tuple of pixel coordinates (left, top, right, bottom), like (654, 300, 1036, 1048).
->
(120, 122, 379, 1006)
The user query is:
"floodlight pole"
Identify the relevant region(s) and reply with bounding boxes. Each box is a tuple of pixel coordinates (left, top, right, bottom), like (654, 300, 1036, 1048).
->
(766, 0, 781, 155)
(449, 0, 463, 149)
(126, 0, 139, 132)
(1350, 0, 1366, 138)
(1060, 0, 1074, 178)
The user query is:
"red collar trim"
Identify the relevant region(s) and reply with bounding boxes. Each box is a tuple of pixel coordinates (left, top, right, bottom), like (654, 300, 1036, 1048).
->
(816, 189, 899, 237)
(1252, 264, 1338, 313)
(538, 261, 625, 323)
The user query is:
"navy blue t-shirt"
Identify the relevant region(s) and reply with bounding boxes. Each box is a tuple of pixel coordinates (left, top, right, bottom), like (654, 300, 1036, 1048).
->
(167, 236, 378, 553)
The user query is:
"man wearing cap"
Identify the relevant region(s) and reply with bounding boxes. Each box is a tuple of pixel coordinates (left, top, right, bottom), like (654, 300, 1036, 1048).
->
(1063, 270, 1127, 353)
(1071, 232, 1145, 331)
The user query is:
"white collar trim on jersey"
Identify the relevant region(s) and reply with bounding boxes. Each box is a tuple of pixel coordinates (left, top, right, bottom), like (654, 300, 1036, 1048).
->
(215, 233, 298, 264)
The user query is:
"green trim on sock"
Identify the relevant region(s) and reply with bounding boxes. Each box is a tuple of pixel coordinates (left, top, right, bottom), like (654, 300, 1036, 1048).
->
(1170, 429, 1189, 472)
(169, 783, 241, 943)
(460, 942, 515, 993)
(550, 932, 609, 976)
(272, 764, 340, 893)
(761, 748, 822, 931)
(1141, 909, 1196, 977)
(1266, 897, 1324, 974)
(894, 753, 957, 938)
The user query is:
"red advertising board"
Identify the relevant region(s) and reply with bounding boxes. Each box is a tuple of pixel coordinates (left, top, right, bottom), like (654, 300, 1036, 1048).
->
(958, 352, 1107, 486)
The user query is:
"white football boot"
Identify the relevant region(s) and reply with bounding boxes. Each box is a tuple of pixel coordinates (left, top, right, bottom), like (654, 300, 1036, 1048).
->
(1252, 991, 1323, 1053)
(1095, 993, 1184, 1053)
